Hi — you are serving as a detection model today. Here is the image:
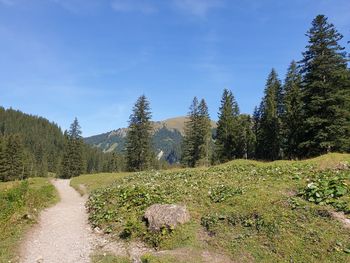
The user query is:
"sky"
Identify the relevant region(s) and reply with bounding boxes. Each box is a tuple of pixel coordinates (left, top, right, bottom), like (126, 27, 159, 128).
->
(1, 0, 350, 137)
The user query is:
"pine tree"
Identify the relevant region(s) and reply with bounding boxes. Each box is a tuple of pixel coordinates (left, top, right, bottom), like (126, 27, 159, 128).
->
(197, 99, 212, 166)
(299, 15, 350, 156)
(252, 105, 261, 158)
(214, 89, 242, 162)
(256, 69, 283, 160)
(182, 97, 212, 167)
(237, 114, 256, 159)
(60, 118, 84, 178)
(181, 97, 199, 167)
(0, 136, 6, 181)
(282, 61, 304, 159)
(126, 95, 153, 171)
(3, 134, 25, 181)
(68, 118, 82, 139)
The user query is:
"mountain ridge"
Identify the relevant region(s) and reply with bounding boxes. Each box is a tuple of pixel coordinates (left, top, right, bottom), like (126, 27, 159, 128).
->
(84, 116, 217, 163)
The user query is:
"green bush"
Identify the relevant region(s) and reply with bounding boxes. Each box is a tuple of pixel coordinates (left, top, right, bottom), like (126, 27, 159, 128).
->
(300, 172, 349, 212)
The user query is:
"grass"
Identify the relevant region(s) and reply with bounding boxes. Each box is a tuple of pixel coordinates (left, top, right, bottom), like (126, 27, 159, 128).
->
(71, 172, 130, 195)
(73, 153, 350, 262)
(0, 178, 58, 262)
(92, 254, 131, 263)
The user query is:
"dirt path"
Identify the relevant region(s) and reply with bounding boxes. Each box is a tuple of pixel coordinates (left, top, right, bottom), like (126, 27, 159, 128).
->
(20, 179, 95, 263)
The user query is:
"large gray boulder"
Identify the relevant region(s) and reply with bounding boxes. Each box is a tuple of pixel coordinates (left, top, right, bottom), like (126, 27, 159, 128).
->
(144, 204, 190, 231)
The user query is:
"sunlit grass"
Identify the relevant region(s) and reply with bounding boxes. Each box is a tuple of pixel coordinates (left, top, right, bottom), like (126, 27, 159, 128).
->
(0, 178, 58, 262)
(74, 153, 350, 262)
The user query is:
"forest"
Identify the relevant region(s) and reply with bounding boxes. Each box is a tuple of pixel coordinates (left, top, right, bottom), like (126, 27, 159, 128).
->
(0, 15, 349, 181)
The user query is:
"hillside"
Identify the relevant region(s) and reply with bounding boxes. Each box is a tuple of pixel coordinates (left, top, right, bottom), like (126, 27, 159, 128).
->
(0, 107, 120, 178)
(71, 153, 350, 262)
(0, 107, 65, 175)
(84, 116, 216, 163)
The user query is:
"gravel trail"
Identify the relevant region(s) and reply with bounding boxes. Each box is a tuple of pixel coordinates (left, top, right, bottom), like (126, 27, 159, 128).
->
(20, 179, 95, 263)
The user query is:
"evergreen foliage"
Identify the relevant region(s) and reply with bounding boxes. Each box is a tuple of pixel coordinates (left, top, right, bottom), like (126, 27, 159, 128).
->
(0, 107, 120, 181)
(60, 118, 84, 178)
(197, 99, 212, 166)
(182, 97, 211, 167)
(256, 69, 283, 160)
(299, 15, 350, 156)
(237, 114, 256, 159)
(215, 89, 240, 162)
(0, 107, 64, 176)
(126, 95, 153, 171)
(282, 61, 304, 159)
(0, 134, 25, 181)
(1, 14, 349, 172)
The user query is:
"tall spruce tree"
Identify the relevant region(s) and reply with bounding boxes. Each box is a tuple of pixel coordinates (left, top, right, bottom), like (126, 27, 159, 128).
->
(252, 104, 262, 158)
(282, 61, 303, 159)
(215, 89, 240, 162)
(182, 97, 200, 167)
(299, 15, 350, 156)
(256, 69, 283, 160)
(0, 136, 6, 181)
(2, 134, 25, 181)
(60, 118, 84, 178)
(182, 97, 211, 167)
(197, 99, 212, 166)
(126, 95, 153, 171)
(237, 114, 256, 159)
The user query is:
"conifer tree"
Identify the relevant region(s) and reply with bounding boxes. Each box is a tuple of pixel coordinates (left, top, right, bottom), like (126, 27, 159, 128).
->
(182, 97, 199, 167)
(126, 95, 153, 171)
(282, 61, 303, 159)
(252, 105, 262, 158)
(182, 97, 212, 167)
(237, 114, 256, 159)
(215, 89, 240, 162)
(60, 118, 84, 178)
(3, 134, 25, 181)
(299, 15, 350, 155)
(256, 69, 283, 160)
(0, 136, 6, 181)
(197, 99, 212, 166)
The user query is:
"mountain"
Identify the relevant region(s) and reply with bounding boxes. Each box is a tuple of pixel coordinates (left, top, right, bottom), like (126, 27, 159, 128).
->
(84, 117, 217, 164)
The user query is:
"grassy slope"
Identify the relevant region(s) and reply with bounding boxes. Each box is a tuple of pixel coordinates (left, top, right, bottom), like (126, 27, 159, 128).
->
(72, 153, 350, 263)
(70, 172, 130, 195)
(0, 178, 58, 262)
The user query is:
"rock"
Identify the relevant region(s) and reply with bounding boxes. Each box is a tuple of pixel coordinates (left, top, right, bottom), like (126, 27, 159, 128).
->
(335, 162, 349, 170)
(35, 256, 43, 263)
(93, 227, 103, 235)
(144, 204, 190, 231)
(23, 214, 34, 220)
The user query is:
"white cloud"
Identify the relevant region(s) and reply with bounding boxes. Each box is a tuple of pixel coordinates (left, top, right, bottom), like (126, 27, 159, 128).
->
(173, 0, 224, 17)
(111, 0, 157, 14)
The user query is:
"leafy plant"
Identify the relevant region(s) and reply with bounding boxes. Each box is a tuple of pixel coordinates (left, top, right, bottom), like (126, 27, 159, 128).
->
(300, 176, 348, 205)
(208, 185, 244, 203)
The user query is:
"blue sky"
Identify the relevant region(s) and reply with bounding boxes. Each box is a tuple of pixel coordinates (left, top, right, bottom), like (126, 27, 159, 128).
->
(1, 0, 350, 136)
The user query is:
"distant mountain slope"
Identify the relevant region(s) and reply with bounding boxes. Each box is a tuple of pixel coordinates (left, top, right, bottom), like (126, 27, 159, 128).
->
(153, 116, 216, 135)
(84, 116, 216, 163)
(0, 106, 65, 175)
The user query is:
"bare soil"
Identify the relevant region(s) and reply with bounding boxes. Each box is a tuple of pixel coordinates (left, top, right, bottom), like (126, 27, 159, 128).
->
(20, 179, 95, 263)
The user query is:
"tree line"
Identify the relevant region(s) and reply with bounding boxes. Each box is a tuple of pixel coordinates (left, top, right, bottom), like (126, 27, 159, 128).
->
(1, 14, 349, 179)
(0, 108, 124, 181)
(125, 14, 350, 170)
